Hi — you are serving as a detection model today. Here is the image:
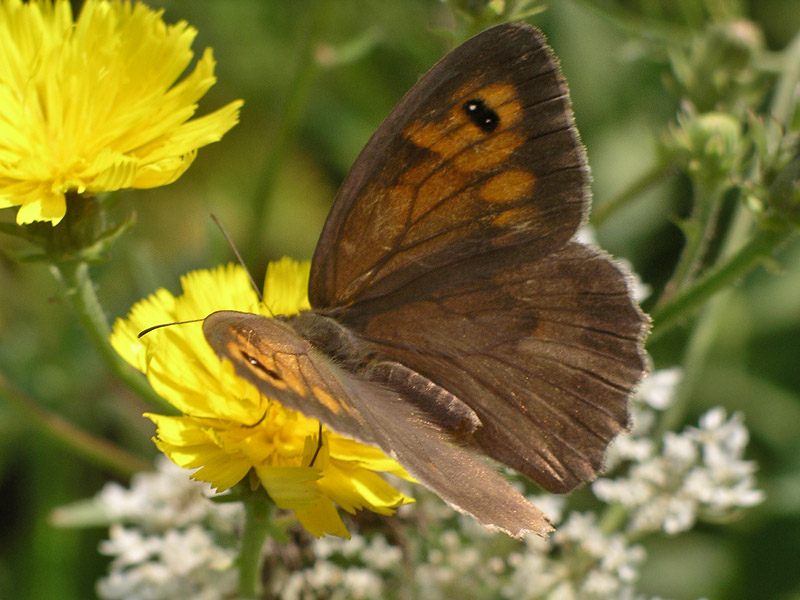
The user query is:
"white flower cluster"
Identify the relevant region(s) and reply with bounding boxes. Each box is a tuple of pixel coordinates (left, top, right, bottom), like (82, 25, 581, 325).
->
(278, 534, 404, 600)
(94, 457, 242, 600)
(401, 492, 649, 600)
(95, 456, 243, 533)
(379, 368, 761, 600)
(89, 368, 762, 600)
(97, 524, 238, 600)
(593, 369, 765, 535)
(508, 511, 646, 599)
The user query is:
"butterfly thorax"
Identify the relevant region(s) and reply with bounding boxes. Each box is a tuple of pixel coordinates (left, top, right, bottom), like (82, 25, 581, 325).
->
(285, 310, 481, 440)
(284, 311, 375, 372)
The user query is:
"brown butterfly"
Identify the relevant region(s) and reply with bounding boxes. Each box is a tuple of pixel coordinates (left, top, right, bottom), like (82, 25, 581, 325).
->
(204, 23, 649, 538)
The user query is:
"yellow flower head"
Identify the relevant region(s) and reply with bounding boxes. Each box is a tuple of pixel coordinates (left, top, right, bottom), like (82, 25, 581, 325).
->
(0, 0, 243, 225)
(111, 259, 414, 538)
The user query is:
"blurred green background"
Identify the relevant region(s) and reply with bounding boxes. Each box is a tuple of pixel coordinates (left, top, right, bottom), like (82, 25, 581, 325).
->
(1, 1, 800, 598)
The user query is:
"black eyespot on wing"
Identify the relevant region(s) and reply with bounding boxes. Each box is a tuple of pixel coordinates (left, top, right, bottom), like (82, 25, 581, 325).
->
(463, 99, 499, 132)
(244, 352, 280, 380)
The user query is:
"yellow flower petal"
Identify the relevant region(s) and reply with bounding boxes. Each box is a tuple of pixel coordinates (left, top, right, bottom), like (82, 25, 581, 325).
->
(255, 466, 322, 510)
(0, 0, 242, 225)
(112, 259, 415, 537)
(294, 497, 351, 539)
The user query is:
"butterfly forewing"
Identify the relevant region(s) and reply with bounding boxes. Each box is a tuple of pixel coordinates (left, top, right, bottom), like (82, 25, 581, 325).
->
(203, 310, 553, 538)
(310, 23, 588, 307)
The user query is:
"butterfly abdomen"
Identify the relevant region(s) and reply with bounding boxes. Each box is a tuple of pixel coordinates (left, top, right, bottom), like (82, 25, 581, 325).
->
(367, 360, 481, 441)
(289, 311, 482, 442)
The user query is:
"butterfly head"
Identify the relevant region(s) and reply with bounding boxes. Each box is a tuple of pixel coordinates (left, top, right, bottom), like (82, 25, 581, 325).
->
(203, 310, 312, 390)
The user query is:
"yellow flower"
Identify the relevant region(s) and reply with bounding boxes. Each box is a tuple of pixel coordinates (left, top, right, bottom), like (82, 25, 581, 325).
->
(111, 259, 414, 538)
(0, 0, 243, 225)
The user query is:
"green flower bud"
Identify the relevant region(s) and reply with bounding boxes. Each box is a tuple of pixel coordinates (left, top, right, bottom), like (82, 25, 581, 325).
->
(666, 20, 765, 111)
(666, 111, 743, 187)
(768, 153, 800, 227)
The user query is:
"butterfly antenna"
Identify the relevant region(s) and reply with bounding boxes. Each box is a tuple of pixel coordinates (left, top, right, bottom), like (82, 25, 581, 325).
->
(210, 213, 264, 303)
(138, 319, 204, 338)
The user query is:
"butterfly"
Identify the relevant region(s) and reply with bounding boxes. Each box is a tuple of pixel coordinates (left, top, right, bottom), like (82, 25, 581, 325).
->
(203, 22, 649, 538)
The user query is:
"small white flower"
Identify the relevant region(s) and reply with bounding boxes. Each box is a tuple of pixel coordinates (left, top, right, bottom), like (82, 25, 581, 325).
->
(595, 403, 763, 536)
(583, 570, 622, 595)
(663, 431, 699, 467)
(307, 559, 342, 589)
(360, 535, 403, 571)
(96, 456, 243, 534)
(605, 435, 655, 470)
(94, 458, 242, 600)
(97, 525, 237, 600)
(342, 567, 384, 599)
(639, 368, 683, 411)
(661, 496, 697, 534)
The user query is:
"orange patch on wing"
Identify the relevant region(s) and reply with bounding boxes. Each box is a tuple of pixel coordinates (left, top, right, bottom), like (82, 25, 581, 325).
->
(491, 204, 540, 228)
(407, 120, 484, 159)
(412, 164, 469, 221)
(480, 170, 537, 203)
(403, 81, 523, 165)
(454, 131, 526, 172)
(280, 368, 308, 398)
(311, 385, 341, 415)
(230, 342, 289, 390)
(404, 110, 464, 156)
(465, 82, 516, 104)
(494, 98, 523, 128)
(430, 127, 482, 157)
(450, 81, 485, 103)
(452, 82, 523, 128)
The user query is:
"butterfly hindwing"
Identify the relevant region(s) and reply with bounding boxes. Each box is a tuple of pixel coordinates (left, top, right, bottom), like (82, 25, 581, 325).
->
(335, 241, 648, 493)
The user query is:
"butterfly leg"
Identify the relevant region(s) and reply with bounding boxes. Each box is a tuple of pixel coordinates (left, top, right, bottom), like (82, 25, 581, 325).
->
(308, 422, 324, 467)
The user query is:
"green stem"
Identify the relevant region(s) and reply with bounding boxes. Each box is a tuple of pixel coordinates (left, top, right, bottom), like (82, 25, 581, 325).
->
(656, 180, 725, 309)
(52, 260, 172, 412)
(247, 0, 330, 264)
(237, 487, 273, 599)
(649, 27, 800, 436)
(654, 194, 757, 433)
(0, 371, 152, 476)
(598, 503, 629, 534)
(592, 162, 674, 227)
(650, 219, 795, 342)
(651, 22, 800, 340)
(655, 291, 727, 437)
(574, 0, 693, 43)
(770, 27, 800, 126)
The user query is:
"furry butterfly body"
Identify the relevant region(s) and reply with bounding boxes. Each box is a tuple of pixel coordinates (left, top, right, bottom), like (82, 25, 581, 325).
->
(204, 23, 649, 538)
